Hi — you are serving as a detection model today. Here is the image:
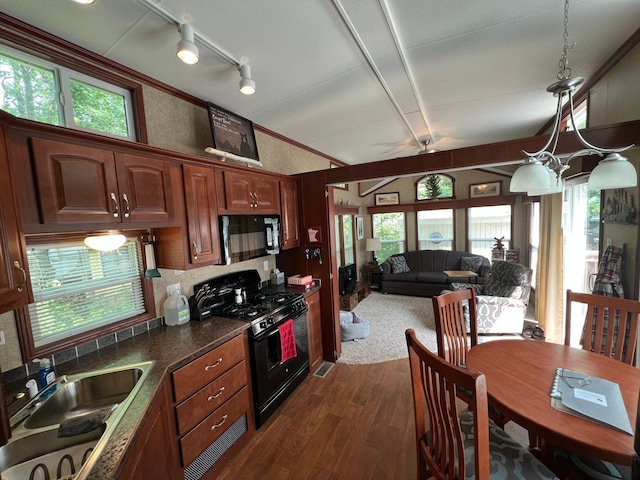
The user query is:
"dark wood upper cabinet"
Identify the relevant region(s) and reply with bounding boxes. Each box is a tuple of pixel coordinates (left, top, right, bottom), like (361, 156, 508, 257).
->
(182, 164, 221, 265)
(0, 126, 30, 315)
(115, 152, 175, 224)
(31, 138, 175, 226)
(218, 169, 279, 214)
(280, 178, 300, 250)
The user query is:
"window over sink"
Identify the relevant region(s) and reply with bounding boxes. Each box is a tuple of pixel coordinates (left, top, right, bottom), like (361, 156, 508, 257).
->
(18, 235, 153, 358)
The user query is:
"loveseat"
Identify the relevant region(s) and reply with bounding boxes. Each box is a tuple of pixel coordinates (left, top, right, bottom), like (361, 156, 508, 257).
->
(379, 250, 490, 297)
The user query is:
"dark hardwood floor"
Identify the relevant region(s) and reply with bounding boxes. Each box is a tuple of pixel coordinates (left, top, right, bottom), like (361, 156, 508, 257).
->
(217, 359, 416, 480)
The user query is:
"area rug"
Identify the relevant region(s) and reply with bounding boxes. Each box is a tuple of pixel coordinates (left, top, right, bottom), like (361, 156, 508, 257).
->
(337, 292, 437, 365)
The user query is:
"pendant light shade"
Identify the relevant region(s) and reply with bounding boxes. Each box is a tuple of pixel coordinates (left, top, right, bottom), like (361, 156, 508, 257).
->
(84, 234, 127, 252)
(587, 153, 638, 190)
(510, 160, 550, 192)
(177, 24, 199, 65)
(528, 169, 564, 196)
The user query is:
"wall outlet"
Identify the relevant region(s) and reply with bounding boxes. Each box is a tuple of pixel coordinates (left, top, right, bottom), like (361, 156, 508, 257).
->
(263, 260, 269, 271)
(0, 331, 5, 346)
(166, 283, 181, 296)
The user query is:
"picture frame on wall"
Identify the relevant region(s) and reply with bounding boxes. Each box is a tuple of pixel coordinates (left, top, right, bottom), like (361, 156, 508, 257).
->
(356, 216, 364, 240)
(374, 192, 400, 206)
(207, 102, 260, 160)
(469, 181, 501, 198)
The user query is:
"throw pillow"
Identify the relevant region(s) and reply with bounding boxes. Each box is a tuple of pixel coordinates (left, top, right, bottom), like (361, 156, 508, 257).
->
(461, 256, 483, 273)
(388, 255, 410, 274)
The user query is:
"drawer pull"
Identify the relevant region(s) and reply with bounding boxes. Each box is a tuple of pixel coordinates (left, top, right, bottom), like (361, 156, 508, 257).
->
(204, 358, 223, 371)
(211, 414, 228, 430)
(208, 387, 225, 401)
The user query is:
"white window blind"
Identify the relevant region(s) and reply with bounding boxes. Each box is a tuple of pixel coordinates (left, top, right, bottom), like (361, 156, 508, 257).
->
(27, 239, 145, 347)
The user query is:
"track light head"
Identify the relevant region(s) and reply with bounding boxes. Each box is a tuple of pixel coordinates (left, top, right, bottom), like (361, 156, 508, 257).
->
(177, 23, 199, 65)
(239, 64, 256, 95)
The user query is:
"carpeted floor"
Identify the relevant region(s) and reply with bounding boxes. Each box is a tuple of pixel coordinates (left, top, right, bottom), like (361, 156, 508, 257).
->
(337, 292, 437, 365)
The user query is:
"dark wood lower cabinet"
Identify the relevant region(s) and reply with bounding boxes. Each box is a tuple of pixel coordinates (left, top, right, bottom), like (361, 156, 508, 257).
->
(306, 291, 323, 373)
(117, 380, 177, 480)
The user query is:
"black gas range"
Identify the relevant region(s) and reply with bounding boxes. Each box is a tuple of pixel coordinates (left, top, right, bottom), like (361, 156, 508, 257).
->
(188, 270, 310, 428)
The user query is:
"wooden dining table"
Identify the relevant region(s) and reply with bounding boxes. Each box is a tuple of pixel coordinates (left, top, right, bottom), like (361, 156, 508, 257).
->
(466, 339, 640, 466)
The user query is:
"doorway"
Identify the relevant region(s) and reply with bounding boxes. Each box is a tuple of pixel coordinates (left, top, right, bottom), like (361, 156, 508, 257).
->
(562, 179, 601, 345)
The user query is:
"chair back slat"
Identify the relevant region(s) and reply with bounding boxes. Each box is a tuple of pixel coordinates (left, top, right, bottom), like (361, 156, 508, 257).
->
(433, 289, 478, 366)
(406, 328, 490, 480)
(565, 290, 640, 365)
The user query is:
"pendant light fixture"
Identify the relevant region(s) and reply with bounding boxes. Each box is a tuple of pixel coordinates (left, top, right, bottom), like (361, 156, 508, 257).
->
(176, 23, 199, 65)
(510, 0, 635, 196)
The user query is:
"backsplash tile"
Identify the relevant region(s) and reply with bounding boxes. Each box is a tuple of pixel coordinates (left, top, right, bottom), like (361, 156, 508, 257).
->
(2, 318, 163, 388)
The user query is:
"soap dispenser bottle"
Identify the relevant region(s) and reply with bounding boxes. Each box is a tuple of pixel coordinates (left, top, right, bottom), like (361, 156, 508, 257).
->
(36, 358, 55, 389)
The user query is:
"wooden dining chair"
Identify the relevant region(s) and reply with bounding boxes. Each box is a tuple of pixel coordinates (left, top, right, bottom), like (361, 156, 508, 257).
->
(432, 288, 511, 428)
(565, 289, 640, 364)
(432, 288, 478, 366)
(405, 328, 559, 480)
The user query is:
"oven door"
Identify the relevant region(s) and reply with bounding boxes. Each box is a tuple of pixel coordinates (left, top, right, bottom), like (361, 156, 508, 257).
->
(250, 310, 309, 410)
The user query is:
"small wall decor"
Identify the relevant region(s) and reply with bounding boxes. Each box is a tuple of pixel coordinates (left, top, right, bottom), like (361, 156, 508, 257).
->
(470, 181, 501, 198)
(307, 226, 322, 243)
(356, 216, 364, 240)
(207, 102, 259, 161)
(602, 188, 637, 225)
(375, 192, 400, 206)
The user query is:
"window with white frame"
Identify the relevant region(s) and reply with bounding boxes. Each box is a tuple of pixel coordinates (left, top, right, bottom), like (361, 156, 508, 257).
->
(0, 45, 135, 140)
(26, 238, 145, 348)
(417, 209, 454, 250)
(530, 202, 540, 288)
(372, 212, 406, 263)
(468, 205, 511, 259)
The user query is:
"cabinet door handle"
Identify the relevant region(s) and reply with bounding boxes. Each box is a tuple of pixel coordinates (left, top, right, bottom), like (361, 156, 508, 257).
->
(121, 193, 130, 218)
(110, 192, 119, 218)
(210, 414, 228, 430)
(13, 261, 26, 292)
(204, 358, 222, 371)
(253, 192, 259, 207)
(191, 241, 199, 260)
(207, 387, 225, 401)
(249, 192, 256, 207)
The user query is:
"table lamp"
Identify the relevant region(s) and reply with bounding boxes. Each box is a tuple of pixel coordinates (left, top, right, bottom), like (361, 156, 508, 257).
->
(365, 238, 382, 265)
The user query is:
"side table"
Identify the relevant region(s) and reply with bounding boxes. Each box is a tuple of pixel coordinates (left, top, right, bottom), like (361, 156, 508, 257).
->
(367, 263, 382, 290)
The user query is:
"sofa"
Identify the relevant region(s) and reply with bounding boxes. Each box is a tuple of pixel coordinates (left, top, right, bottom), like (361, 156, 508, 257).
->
(379, 250, 491, 297)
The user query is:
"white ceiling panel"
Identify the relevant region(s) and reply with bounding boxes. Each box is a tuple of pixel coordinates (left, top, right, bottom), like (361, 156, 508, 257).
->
(1, 0, 639, 165)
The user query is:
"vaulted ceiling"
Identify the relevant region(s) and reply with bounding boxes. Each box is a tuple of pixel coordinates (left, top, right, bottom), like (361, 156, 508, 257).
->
(2, 0, 640, 166)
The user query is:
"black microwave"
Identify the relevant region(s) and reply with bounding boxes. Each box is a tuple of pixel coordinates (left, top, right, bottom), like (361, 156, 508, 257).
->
(220, 215, 280, 265)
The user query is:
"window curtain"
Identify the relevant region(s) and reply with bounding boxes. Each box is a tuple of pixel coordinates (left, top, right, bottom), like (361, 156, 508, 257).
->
(536, 193, 564, 343)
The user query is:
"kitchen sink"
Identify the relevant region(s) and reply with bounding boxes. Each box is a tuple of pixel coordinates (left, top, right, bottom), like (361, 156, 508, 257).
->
(23, 365, 147, 429)
(0, 427, 103, 480)
(4, 361, 154, 479)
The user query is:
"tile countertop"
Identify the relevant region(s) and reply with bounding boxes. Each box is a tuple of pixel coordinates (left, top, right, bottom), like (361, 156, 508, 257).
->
(5, 316, 250, 480)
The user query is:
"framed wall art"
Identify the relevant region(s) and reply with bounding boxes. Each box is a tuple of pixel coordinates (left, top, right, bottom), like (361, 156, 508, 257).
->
(374, 192, 400, 206)
(469, 181, 501, 198)
(207, 102, 260, 160)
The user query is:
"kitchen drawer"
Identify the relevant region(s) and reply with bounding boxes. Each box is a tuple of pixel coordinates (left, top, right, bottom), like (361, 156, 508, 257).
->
(175, 361, 247, 436)
(179, 387, 250, 467)
(172, 334, 244, 402)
